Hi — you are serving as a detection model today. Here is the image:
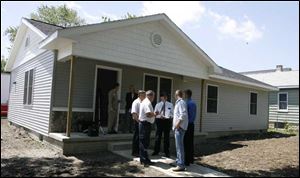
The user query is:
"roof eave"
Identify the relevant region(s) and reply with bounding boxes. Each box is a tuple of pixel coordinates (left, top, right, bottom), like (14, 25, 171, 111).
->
(209, 74, 279, 91)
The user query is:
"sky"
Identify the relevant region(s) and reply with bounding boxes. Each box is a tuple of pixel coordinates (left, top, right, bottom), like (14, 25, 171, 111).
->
(1, 1, 299, 72)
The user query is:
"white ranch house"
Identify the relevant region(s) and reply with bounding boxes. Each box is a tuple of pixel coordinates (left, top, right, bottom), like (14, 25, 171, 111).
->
(5, 14, 277, 154)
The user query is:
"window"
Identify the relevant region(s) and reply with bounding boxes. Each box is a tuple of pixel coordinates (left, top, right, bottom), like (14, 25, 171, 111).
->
(143, 74, 172, 106)
(207, 85, 218, 113)
(278, 93, 288, 111)
(25, 36, 30, 47)
(250, 92, 257, 115)
(23, 69, 34, 105)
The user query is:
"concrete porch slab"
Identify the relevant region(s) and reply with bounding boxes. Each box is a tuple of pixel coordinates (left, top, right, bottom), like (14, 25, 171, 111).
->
(112, 149, 229, 177)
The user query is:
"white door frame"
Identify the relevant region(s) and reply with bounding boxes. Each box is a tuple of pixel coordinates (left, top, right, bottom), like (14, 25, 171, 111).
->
(92, 65, 122, 131)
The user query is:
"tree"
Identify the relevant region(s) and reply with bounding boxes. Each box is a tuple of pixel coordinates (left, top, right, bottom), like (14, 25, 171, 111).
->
(30, 4, 86, 27)
(1, 56, 7, 72)
(101, 12, 138, 23)
(4, 4, 86, 45)
(4, 26, 18, 43)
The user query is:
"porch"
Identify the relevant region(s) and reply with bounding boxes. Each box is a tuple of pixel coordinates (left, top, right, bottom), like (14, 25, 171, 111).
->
(49, 55, 206, 140)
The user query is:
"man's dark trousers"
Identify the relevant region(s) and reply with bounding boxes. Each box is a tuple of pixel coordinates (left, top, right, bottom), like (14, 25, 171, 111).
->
(139, 121, 152, 163)
(154, 118, 171, 155)
(184, 123, 194, 165)
(132, 120, 139, 155)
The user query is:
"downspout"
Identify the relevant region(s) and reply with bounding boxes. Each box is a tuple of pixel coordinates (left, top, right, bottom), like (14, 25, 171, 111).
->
(66, 56, 75, 137)
(199, 79, 205, 132)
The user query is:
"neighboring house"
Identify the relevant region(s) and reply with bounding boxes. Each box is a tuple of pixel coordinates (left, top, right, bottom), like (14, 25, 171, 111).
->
(1, 72, 10, 104)
(1, 72, 11, 117)
(241, 65, 299, 127)
(5, 14, 277, 154)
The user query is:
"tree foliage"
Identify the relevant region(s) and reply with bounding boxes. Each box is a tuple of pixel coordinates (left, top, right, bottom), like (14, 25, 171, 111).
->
(1, 56, 7, 72)
(30, 4, 86, 27)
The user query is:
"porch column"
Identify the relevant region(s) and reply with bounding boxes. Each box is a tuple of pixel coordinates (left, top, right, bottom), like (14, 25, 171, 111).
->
(199, 79, 205, 132)
(66, 56, 75, 137)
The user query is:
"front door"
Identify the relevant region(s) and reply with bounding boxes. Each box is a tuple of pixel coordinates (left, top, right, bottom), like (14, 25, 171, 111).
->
(94, 68, 118, 127)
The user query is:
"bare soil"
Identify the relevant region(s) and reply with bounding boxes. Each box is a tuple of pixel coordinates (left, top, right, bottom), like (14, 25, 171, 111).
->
(1, 119, 165, 177)
(195, 131, 299, 177)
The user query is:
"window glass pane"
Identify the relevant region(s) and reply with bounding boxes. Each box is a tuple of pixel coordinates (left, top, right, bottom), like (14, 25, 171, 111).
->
(160, 77, 172, 102)
(207, 99, 217, 113)
(208, 86, 218, 99)
(144, 75, 158, 107)
(279, 93, 287, 102)
(251, 93, 257, 103)
(23, 71, 28, 104)
(28, 70, 34, 105)
(279, 102, 287, 110)
(250, 103, 257, 115)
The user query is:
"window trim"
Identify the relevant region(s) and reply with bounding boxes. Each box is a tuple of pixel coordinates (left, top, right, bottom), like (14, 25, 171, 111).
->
(206, 84, 219, 114)
(143, 73, 173, 103)
(249, 91, 258, 116)
(277, 92, 288, 112)
(23, 69, 35, 107)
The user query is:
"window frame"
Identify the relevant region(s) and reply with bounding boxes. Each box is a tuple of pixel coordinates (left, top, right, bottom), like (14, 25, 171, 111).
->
(277, 92, 288, 112)
(249, 91, 258, 116)
(143, 73, 173, 103)
(206, 84, 219, 114)
(23, 69, 34, 107)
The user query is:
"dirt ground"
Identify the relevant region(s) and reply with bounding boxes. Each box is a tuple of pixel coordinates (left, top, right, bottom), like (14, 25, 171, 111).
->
(1, 119, 165, 177)
(195, 131, 299, 177)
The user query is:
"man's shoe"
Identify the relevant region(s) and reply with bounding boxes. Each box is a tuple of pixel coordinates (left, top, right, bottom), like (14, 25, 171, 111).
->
(172, 166, 186, 172)
(151, 152, 159, 156)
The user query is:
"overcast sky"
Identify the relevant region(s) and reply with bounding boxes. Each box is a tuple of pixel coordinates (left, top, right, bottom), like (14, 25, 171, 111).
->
(1, 1, 299, 72)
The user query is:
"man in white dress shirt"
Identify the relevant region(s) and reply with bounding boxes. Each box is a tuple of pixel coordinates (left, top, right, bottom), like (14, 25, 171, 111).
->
(152, 92, 173, 157)
(139, 90, 156, 166)
(172, 90, 188, 171)
(131, 90, 146, 156)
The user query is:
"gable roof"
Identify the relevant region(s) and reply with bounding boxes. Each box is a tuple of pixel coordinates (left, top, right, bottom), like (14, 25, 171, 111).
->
(25, 18, 64, 35)
(241, 68, 299, 88)
(6, 14, 277, 91)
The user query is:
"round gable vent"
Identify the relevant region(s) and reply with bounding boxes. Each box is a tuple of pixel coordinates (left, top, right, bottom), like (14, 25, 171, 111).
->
(151, 33, 162, 47)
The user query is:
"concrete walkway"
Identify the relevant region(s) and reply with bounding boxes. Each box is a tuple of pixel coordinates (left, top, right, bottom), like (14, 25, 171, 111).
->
(112, 149, 229, 177)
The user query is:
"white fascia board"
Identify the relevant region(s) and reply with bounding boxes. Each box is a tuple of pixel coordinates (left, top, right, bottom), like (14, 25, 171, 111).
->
(39, 31, 58, 49)
(209, 74, 279, 91)
(4, 21, 27, 71)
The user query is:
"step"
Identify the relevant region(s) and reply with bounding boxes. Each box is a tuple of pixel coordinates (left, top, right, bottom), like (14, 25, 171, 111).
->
(107, 141, 132, 151)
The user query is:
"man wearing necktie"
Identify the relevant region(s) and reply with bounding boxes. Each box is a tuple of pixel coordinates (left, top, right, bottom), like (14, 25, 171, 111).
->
(152, 92, 174, 157)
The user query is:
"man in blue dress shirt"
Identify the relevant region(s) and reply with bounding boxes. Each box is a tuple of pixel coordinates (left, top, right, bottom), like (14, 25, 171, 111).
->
(183, 89, 197, 166)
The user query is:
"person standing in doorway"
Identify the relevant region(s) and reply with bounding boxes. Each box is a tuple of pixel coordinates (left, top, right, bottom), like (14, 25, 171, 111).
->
(152, 92, 173, 158)
(126, 85, 138, 133)
(172, 90, 188, 172)
(183, 89, 197, 166)
(139, 90, 156, 166)
(108, 83, 120, 134)
(131, 90, 146, 157)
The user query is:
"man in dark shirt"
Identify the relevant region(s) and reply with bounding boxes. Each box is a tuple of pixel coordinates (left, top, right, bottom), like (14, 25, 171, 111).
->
(125, 85, 138, 133)
(183, 89, 197, 166)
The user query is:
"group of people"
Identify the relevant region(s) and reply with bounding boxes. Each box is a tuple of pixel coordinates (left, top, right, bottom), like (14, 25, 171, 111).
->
(129, 88, 196, 171)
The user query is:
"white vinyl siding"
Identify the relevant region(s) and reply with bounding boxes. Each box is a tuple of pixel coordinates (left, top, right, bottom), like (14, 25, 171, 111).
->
(12, 27, 46, 70)
(71, 21, 209, 79)
(8, 51, 54, 135)
(202, 80, 268, 132)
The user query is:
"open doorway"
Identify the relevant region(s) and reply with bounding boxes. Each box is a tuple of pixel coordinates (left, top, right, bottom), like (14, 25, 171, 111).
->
(93, 66, 122, 131)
